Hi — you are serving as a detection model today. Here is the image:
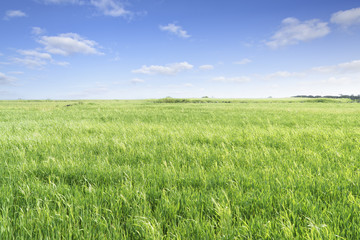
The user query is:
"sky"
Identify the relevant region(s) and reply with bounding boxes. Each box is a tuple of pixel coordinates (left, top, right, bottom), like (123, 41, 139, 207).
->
(1, 0, 360, 99)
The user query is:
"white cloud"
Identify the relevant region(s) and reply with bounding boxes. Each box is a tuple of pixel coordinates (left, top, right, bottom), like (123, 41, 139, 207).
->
(12, 49, 53, 69)
(13, 49, 69, 68)
(265, 71, 306, 79)
(131, 78, 144, 83)
(132, 62, 193, 75)
(90, 0, 130, 17)
(83, 86, 108, 94)
(338, 60, 360, 73)
(184, 83, 193, 87)
(295, 59, 360, 89)
(32, 27, 45, 35)
(311, 66, 336, 73)
(0, 72, 16, 85)
(213, 76, 251, 83)
(266, 17, 330, 48)
(111, 55, 121, 62)
(55, 61, 70, 66)
(234, 58, 252, 65)
(4, 10, 27, 19)
(259, 60, 360, 87)
(38, 0, 84, 4)
(199, 65, 214, 70)
(37, 0, 132, 18)
(323, 76, 355, 85)
(9, 33, 99, 69)
(68, 85, 109, 98)
(0, 90, 10, 96)
(331, 7, 360, 27)
(38, 33, 103, 56)
(8, 71, 24, 75)
(159, 23, 190, 38)
(17, 49, 52, 60)
(12, 57, 48, 68)
(312, 60, 360, 74)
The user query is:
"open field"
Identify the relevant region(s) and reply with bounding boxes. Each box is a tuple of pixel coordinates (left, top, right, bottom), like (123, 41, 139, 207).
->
(1, 99, 360, 239)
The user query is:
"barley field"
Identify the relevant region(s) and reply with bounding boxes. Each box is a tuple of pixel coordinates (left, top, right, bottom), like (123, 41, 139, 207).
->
(0, 99, 359, 239)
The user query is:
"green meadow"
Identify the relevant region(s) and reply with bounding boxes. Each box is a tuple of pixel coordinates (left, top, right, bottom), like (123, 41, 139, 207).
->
(0, 99, 360, 239)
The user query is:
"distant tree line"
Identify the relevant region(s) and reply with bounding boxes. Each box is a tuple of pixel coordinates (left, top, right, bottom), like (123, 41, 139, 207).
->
(154, 97, 232, 104)
(293, 94, 360, 101)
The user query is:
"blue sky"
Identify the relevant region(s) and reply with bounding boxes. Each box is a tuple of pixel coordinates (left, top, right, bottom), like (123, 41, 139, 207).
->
(1, 0, 360, 99)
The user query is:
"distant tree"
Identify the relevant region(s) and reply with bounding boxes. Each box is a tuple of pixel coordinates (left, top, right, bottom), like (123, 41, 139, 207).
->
(292, 94, 360, 101)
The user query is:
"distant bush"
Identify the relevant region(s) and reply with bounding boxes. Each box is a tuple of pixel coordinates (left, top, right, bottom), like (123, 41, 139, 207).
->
(304, 98, 339, 103)
(154, 97, 191, 103)
(154, 98, 232, 104)
(293, 94, 360, 102)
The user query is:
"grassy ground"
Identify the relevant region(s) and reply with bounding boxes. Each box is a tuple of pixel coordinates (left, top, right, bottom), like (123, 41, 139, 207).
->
(0, 99, 359, 239)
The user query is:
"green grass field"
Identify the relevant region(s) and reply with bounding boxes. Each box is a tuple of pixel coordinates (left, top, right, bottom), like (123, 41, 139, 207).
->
(1, 99, 359, 239)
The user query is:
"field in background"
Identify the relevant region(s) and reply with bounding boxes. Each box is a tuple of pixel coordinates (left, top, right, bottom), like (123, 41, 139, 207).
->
(0, 99, 359, 239)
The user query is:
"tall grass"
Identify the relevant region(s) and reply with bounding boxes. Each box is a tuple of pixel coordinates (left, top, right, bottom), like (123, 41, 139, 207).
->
(0, 99, 359, 239)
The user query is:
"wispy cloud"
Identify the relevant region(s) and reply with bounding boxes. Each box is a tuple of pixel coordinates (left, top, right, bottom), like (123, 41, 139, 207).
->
(37, 0, 84, 4)
(262, 60, 360, 84)
(331, 7, 360, 28)
(37, 0, 132, 18)
(266, 17, 330, 48)
(68, 85, 109, 98)
(7, 32, 98, 69)
(212, 76, 251, 83)
(32, 27, 46, 35)
(18, 49, 52, 60)
(8, 71, 24, 75)
(4, 10, 27, 20)
(12, 49, 51, 68)
(90, 0, 131, 17)
(0, 72, 16, 85)
(83, 86, 108, 94)
(199, 65, 214, 70)
(13, 49, 69, 69)
(12, 57, 47, 69)
(159, 23, 190, 38)
(38, 33, 103, 56)
(0, 90, 10, 96)
(323, 76, 356, 85)
(132, 62, 193, 75)
(312, 60, 360, 74)
(55, 61, 70, 66)
(131, 78, 144, 83)
(264, 71, 306, 79)
(234, 58, 252, 65)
